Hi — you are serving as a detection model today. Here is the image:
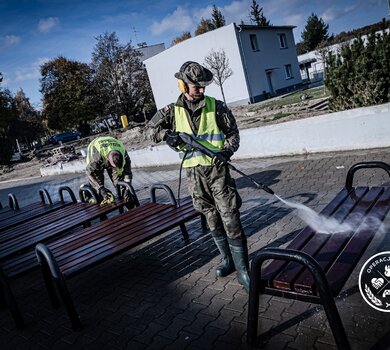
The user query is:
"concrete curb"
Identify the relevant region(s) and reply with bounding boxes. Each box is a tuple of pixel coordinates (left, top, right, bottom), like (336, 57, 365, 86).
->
(40, 103, 390, 176)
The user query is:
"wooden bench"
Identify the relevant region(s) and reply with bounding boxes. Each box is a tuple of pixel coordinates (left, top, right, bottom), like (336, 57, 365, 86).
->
(0, 188, 76, 232)
(33, 184, 205, 330)
(247, 161, 390, 350)
(0, 182, 137, 328)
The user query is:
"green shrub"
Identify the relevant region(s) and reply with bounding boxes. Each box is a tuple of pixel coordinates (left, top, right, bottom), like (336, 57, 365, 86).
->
(325, 31, 389, 111)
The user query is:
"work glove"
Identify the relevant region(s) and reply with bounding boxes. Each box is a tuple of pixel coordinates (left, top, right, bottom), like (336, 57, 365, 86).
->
(213, 149, 233, 168)
(99, 187, 114, 202)
(165, 131, 183, 148)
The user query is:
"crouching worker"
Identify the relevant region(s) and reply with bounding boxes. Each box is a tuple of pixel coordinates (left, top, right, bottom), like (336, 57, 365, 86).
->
(85, 136, 134, 208)
(143, 61, 250, 292)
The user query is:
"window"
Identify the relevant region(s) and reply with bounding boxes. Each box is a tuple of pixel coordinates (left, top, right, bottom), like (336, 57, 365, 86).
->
(284, 64, 293, 79)
(278, 33, 287, 48)
(249, 34, 259, 51)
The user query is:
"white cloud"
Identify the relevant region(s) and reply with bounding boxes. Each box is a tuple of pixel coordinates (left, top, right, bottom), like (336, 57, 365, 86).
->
(15, 57, 49, 82)
(0, 35, 20, 46)
(223, 0, 250, 23)
(38, 17, 60, 33)
(284, 14, 305, 27)
(321, 6, 356, 23)
(150, 6, 194, 36)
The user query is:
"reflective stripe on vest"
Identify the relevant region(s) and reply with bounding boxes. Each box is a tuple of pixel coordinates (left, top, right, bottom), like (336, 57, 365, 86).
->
(86, 137, 126, 175)
(174, 96, 224, 167)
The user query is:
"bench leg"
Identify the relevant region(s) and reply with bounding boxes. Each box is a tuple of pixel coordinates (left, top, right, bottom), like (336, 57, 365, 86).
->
(0, 269, 25, 329)
(200, 214, 208, 231)
(40, 259, 60, 309)
(248, 248, 351, 350)
(179, 223, 189, 240)
(53, 275, 82, 331)
(36, 244, 82, 331)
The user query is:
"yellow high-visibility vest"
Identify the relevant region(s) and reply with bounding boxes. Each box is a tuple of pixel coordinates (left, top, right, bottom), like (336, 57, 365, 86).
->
(174, 96, 224, 167)
(87, 136, 126, 175)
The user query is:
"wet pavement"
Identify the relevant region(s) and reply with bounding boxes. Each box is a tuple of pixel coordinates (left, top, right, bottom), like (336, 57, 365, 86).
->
(1, 147, 390, 350)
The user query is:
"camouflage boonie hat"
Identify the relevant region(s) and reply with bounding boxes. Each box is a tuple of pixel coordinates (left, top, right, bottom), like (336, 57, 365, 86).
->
(174, 61, 213, 87)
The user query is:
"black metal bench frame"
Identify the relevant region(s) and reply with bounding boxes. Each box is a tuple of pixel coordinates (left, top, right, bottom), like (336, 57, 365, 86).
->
(35, 183, 206, 330)
(0, 182, 137, 328)
(247, 161, 390, 350)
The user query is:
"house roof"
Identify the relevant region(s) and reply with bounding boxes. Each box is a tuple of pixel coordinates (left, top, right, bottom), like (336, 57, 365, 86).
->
(299, 58, 317, 65)
(235, 24, 296, 30)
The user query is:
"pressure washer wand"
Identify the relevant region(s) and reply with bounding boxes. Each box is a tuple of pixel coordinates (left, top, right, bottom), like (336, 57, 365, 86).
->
(178, 133, 274, 195)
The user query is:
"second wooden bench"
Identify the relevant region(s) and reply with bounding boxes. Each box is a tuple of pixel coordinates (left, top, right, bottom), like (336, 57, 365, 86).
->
(32, 184, 205, 330)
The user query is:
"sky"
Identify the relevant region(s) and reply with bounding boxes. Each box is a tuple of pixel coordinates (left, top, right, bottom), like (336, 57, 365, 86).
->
(0, 0, 388, 109)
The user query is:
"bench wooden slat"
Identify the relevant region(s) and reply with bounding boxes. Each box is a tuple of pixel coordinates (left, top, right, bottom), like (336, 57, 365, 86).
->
(47, 202, 162, 251)
(1, 204, 161, 278)
(325, 187, 390, 295)
(55, 204, 193, 269)
(0, 202, 46, 221)
(270, 187, 369, 290)
(0, 202, 71, 231)
(60, 205, 198, 277)
(0, 202, 90, 243)
(292, 187, 384, 294)
(0, 200, 127, 261)
(1, 201, 195, 279)
(261, 188, 351, 285)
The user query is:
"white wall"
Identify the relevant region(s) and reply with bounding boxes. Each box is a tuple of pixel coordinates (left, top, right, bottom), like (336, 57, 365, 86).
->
(144, 23, 249, 108)
(128, 103, 390, 167)
(41, 103, 390, 175)
(238, 28, 301, 97)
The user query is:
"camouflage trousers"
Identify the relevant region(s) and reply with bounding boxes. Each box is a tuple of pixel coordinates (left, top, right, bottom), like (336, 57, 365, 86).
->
(186, 165, 244, 239)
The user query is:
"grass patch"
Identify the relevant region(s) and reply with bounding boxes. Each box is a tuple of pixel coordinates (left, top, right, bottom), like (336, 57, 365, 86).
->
(249, 86, 328, 112)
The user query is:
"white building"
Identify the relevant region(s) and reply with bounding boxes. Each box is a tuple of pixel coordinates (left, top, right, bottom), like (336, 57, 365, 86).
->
(298, 29, 390, 83)
(137, 43, 165, 62)
(144, 23, 302, 108)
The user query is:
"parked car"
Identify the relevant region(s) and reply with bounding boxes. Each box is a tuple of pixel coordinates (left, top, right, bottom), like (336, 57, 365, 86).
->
(46, 131, 82, 145)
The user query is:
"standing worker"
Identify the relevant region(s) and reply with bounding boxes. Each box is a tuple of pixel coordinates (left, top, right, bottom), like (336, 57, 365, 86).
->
(86, 136, 134, 206)
(144, 61, 250, 292)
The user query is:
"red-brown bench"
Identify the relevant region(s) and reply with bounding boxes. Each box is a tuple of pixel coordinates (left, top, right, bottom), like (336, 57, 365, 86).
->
(34, 184, 205, 330)
(247, 161, 390, 350)
(0, 188, 76, 232)
(0, 182, 137, 328)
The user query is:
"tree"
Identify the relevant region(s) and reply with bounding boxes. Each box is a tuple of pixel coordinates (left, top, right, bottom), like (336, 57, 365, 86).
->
(171, 31, 192, 46)
(91, 32, 154, 120)
(13, 89, 45, 147)
(249, 0, 270, 26)
(204, 49, 233, 104)
(0, 75, 18, 163)
(40, 56, 97, 130)
(325, 32, 390, 110)
(300, 13, 329, 52)
(195, 18, 215, 36)
(211, 5, 225, 28)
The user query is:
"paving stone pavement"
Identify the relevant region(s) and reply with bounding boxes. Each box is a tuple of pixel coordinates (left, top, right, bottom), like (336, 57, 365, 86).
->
(1, 147, 390, 350)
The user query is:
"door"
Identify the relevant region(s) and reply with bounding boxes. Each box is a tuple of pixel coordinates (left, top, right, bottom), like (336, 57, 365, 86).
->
(266, 71, 274, 96)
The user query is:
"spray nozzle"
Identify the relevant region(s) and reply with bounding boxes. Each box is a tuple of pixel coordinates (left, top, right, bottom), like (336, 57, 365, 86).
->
(261, 184, 275, 195)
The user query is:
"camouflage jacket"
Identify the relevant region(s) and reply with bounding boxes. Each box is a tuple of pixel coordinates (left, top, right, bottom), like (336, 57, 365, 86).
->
(144, 94, 240, 154)
(86, 143, 132, 190)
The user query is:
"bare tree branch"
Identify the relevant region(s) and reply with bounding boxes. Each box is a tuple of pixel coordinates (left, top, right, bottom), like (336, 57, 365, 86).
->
(204, 49, 233, 104)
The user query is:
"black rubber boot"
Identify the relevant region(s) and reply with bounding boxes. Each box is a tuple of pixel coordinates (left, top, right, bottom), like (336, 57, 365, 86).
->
(211, 231, 235, 277)
(228, 237, 250, 293)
